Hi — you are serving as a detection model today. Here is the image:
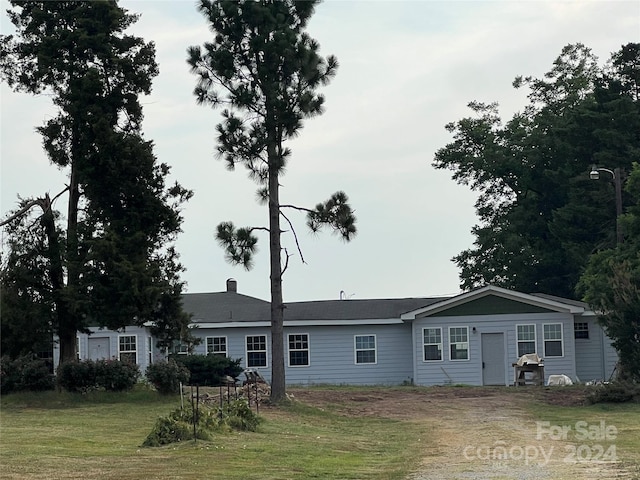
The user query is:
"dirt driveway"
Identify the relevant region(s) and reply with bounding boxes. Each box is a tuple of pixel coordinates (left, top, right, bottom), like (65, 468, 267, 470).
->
(289, 386, 635, 480)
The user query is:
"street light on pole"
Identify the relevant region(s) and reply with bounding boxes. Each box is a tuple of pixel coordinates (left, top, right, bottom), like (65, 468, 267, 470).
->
(590, 165, 623, 244)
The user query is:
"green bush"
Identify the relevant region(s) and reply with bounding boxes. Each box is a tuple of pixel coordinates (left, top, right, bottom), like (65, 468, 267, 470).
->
(146, 360, 190, 394)
(173, 354, 243, 386)
(142, 399, 261, 447)
(57, 359, 139, 393)
(142, 404, 218, 447)
(0, 355, 55, 394)
(57, 360, 97, 393)
(587, 381, 640, 404)
(95, 359, 140, 392)
(222, 398, 261, 431)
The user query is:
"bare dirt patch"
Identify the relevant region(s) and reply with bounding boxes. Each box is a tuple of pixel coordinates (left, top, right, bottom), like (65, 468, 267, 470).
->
(288, 386, 635, 480)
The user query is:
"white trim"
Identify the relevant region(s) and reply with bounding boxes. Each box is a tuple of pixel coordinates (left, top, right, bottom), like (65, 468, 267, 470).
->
(206, 335, 228, 357)
(516, 324, 537, 357)
(574, 321, 590, 340)
(401, 285, 585, 320)
(354, 334, 377, 365)
(422, 327, 443, 362)
(191, 318, 403, 329)
(287, 333, 310, 368)
(118, 334, 138, 364)
(543, 323, 564, 358)
(448, 326, 470, 361)
(147, 336, 153, 365)
(245, 334, 268, 369)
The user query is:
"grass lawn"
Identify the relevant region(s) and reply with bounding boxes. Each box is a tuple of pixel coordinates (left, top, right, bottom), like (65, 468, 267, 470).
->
(0, 388, 429, 480)
(2, 386, 639, 479)
(527, 399, 640, 476)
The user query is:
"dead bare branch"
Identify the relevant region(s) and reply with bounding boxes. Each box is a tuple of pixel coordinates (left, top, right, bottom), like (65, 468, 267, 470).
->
(280, 210, 306, 265)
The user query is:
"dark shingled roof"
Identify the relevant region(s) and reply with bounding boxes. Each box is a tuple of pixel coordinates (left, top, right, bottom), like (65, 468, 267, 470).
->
(283, 298, 446, 321)
(531, 293, 590, 309)
(181, 291, 450, 324)
(182, 292, 270, 322)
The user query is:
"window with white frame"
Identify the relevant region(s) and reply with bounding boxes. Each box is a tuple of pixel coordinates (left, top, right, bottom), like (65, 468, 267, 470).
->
(171, 341, 189, 355)
(246, 335, 267, 368)
(147, 337, 153, 365)
(574, 322, 589, 339)
(543, 324, 564, 357)
(517, 325, 536, 357)
(354, 335, 376, 364)
(206, 336, 227, 357)
(423, 327, 442, 361)
(288, 334, 309, 367)
(119, 335, 137, 363)
(449, 327, 469, 360)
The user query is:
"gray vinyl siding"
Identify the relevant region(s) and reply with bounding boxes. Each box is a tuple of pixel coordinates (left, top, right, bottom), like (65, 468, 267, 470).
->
(192, 327, 273, 374)
(57, 326, 158, 374)
(192, 323, 414, 386)
(574, 318, 619, 382)
(285, 324, 413, 385)
(412, 313, 577, 386)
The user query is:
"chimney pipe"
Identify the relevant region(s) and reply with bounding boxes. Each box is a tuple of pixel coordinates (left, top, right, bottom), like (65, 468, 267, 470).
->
(226, 278, 237, 293)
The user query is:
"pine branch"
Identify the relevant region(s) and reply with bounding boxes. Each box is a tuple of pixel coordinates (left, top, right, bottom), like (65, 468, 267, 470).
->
(279, 204, 314, 214)
(280, 210, 306, 264)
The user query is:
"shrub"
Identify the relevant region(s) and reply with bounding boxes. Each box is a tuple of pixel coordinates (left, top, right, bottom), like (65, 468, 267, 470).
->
(142, 415, 194, 447)
(142, 399, 261, 447)
(587, 381, 640, 404)
(57, 359, 140, 393)
(146, 360, 190, 395)
(95, 359, 140, 392)
(142, 404, 218, 447)
(173, 354, 243, 386)
(222, 398, 261, 431)
(57, 360, 97, 393)
(0, 355, 55, 394)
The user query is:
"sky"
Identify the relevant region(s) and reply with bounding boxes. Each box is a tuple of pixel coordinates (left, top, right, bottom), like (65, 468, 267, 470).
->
(1, 1, 638, 302)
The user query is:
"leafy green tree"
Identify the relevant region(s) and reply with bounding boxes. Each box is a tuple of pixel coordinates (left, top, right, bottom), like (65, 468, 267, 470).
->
(0, 1, 192, 364)
(188, 0, 356, 402)
(434, 43, 639, 299)
(578, 162, 640, 381)
(0, 197, 59, 359)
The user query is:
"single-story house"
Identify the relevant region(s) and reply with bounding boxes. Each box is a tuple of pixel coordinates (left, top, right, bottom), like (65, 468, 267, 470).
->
(55, 279, 618, 386)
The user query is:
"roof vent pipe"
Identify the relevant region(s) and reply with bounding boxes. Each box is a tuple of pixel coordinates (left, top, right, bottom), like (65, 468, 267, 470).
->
(226, 278, 237, 293)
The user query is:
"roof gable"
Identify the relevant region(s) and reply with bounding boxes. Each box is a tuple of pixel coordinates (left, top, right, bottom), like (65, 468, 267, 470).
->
(401, 285, 585, 319)
(428, 295, 556, 317)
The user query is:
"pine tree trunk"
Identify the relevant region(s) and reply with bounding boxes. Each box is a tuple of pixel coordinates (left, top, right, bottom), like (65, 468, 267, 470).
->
(268, 143, 286, 403)
(59, 130, 82, 365)
(41, 197, 77, 365)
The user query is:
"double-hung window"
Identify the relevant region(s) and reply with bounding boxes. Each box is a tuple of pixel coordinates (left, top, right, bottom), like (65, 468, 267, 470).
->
(516, 325, 536, 357)
(147, 337, 153, 365)
(423, 328, 442, 361)
(119, 335, 137, 363)
(246, 335, 267, 368)
(207, 336, 227, 357)
(288, 334, 310, 367)
(172, 342, 189, 355)
(574, 322, 589, 339)
(543, 324, 564, 357)
(449, 327, 469, 360)
(354, 335, 376, 364)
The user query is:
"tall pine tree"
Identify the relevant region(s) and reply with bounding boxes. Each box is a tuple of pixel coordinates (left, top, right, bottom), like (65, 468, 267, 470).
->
(188, 0, 356, 402)
(0, 0, 192, 363)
